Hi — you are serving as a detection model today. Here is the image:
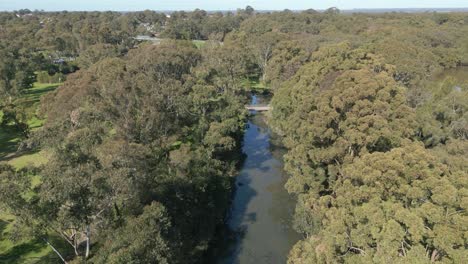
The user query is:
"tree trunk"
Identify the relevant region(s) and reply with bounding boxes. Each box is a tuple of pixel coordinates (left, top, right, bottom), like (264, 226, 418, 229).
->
(85, 225, 90, 258)
(261, 68, 267, 83)
(221, 31, 226, 42)
(73, 231, 79, 257)
(431, 249, 439, 262)
(43, 238, 68, 264)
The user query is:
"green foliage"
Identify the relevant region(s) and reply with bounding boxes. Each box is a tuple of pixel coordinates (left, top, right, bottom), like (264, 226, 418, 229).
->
(93, 202, 176, 264)
(288, 143, 467, 263)
(270, 41, 466, 263)
(162, 9, 246, 41)
(36, 71, 66, 84)
(0, 81, 59, 264)
(0, 82, 60, 160)
(77, 43, 120, 69)
(2, 8, 468, 264)
(416, 78, 468, 146)
(265, 40, 313, 90)
(1, 40, 247, 263)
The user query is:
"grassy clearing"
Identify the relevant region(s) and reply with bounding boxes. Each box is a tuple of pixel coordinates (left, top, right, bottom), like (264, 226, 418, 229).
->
(0, 216, 59, 264)
(242, 77, 270, 93)
(0, 82, 59, 159)
(22, 83, 61, 130)
(193, 40, 206, 49)
(7, 151, 49, 169)
(0, 82, 61, 264)
(0, 181, 63, 264)
(0, 217, 68, 264)
(22, 83, 59, 104)
(0, 127, 22, 159)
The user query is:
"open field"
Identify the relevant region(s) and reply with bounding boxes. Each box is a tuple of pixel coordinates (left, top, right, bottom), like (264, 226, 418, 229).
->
(0, 82, 59, 160)
(0, 82, 63, 264)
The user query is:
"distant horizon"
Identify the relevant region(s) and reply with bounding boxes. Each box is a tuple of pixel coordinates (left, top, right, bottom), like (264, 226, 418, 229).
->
(4, 7, 468, 13)
(2, 0, 468, 12)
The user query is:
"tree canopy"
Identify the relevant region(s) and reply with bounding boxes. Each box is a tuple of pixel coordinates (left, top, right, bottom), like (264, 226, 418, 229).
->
(1, 7, 467, 264)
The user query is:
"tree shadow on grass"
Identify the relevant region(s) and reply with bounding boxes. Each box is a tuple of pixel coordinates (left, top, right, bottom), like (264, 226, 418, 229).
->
(0, 239, 45, 263)
(22, 85, 58, 104)
(1, 217, 71, 264)
(34, 237, 71, 264)
(0, 124, 44, 163)
(0, 126, 21, 160)
(0, 219, 9, 235)
(0, 234, 72, 264)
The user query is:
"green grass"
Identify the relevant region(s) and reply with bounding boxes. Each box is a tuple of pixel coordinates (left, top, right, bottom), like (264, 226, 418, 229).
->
(193, 40, 206, 49)
(22, 83, 61, 129)
(0, 216, 54, 264)
(242, 77, 269, 92)
(0, 82, 59, 159)
(22, 83, 59, 104)
(7, 151, 49, 169)
(0, 215, 68, 264)
(0, 82, 62, 264)
(0, 127, 22, 159)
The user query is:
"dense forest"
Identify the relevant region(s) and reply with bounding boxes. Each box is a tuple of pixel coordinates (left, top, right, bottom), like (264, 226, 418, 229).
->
(0, 6, 467, 264)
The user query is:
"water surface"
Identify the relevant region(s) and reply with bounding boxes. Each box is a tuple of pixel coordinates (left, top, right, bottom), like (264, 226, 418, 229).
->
(216, 95, 300, 264)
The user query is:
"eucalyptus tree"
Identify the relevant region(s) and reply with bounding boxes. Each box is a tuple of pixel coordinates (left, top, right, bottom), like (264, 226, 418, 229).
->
(288, 143, 467, 263)
(2, 40, 246, 263)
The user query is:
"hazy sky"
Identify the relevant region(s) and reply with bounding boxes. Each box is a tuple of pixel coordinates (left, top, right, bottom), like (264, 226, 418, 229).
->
(1, 0, 467, 11)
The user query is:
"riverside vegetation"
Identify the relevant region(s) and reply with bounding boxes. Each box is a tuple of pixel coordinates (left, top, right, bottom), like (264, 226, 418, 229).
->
(0, 7, 467, 263)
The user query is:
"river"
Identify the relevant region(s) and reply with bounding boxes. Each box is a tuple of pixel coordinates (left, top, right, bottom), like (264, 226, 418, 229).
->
(213, 95, 300, 264)
(209, 66, 468, 264)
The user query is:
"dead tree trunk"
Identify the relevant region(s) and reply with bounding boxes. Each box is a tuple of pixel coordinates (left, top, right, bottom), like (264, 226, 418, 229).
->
(43, 237, 68, 264)
(85, 225, 90, 258)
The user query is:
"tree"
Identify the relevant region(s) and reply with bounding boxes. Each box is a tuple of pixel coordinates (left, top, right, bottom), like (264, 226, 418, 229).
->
(289, 143, 467, 263)
(37, 71, 51, 83)
(416, 78, 467, 146)
(20, 40, 246, 263)
(324, 7, 340, 15)
(245, 6, 255, 16)
(0, 164, 70, 263)
(265, 40, 313, 90)
(272, 44, 415, 197)
(196, 41, 249, 93)
(89, 202, 178, 264)
(0, 50, 21, 104)
(77, 43, 120, 68)
(250, 32, 284, 82)
(0, 48, 35, 136)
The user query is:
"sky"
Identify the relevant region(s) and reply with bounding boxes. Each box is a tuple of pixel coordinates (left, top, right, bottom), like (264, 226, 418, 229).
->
(1, 0, 468, 11)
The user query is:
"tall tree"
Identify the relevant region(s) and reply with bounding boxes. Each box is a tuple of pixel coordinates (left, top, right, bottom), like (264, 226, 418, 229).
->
(288, 143, 467, 263)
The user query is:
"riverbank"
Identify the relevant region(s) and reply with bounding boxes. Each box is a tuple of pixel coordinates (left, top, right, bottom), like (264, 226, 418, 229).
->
(209, 98, 300, 263)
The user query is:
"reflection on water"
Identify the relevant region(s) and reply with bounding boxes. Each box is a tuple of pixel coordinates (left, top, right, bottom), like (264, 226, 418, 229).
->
(215, 110, 300, 264)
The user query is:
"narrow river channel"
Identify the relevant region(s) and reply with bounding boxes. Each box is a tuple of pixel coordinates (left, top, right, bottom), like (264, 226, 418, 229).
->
(215, 95, 300, 264)
(210, 66, 468, 264)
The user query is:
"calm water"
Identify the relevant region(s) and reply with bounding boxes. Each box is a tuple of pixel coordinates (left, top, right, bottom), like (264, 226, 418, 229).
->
(215, 95, 300, 264)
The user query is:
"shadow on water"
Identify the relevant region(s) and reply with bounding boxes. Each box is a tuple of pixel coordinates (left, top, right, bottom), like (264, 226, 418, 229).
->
(208, 101, 300, 264)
